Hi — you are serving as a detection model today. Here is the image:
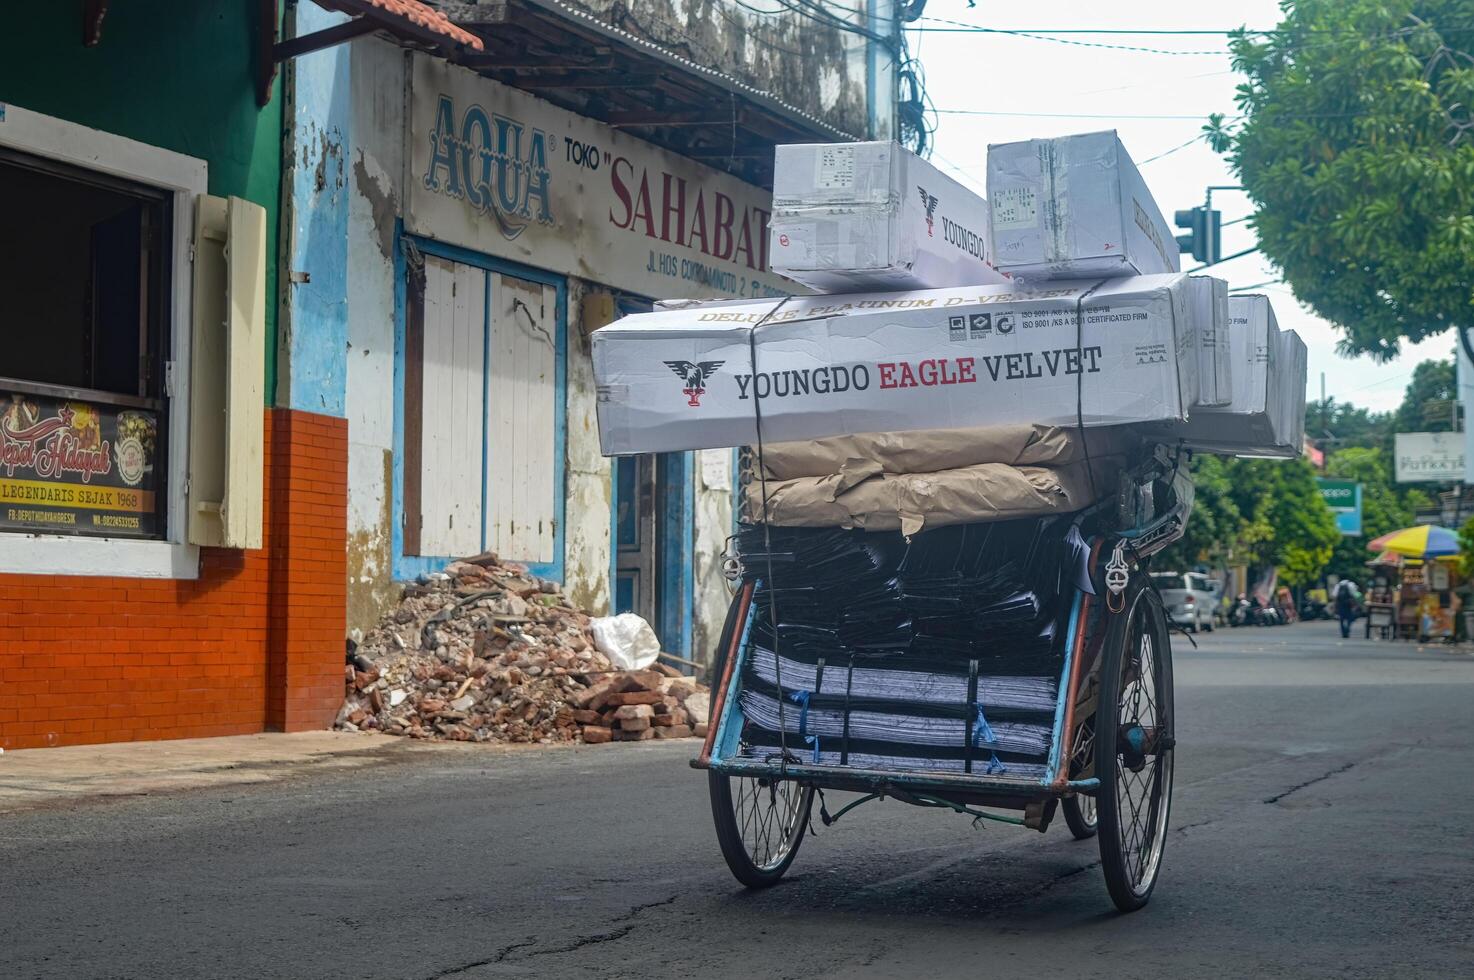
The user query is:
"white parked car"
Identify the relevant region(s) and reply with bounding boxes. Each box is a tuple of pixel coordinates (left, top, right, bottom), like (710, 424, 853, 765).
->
(1150, 571, 1221, 632)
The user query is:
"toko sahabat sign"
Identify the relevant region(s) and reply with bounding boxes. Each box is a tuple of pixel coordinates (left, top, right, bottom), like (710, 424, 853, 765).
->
(409, 54, 792, 301)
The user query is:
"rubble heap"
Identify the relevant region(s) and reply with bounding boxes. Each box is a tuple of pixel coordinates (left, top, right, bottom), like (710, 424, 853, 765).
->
(337, 553, 711, 744)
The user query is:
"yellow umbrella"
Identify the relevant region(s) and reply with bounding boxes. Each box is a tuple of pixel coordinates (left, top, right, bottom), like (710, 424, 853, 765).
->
(1367, 524, 1460, 559)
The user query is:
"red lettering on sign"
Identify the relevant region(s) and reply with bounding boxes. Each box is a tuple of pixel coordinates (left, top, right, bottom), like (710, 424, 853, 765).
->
(687, 189, 709, 255)
(609, 156, 634, 228)
(661, 173, 686, 245)
(713, 192, 735, 260)
(630, 171, 657, 238)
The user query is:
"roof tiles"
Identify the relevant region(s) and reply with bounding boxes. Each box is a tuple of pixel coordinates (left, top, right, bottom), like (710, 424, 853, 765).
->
(343, 0, 484, 51)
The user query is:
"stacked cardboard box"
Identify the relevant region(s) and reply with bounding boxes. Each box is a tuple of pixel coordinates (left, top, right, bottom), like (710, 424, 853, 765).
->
(986, 130, 1179, 280)
(1155, 294, 1303, 458)
(593, 133, 1304, 474)
(1189, 276, 1232, 407)
(594, 275, 1198, 456)
(770, 141, 1009, 291)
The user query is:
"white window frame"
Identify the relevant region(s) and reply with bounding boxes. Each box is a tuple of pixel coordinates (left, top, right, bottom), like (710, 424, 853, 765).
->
(0, 103, 205, 579)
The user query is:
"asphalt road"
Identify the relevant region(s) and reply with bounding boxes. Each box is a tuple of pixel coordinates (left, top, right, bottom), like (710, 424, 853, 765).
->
(2, 620, 1471, 979)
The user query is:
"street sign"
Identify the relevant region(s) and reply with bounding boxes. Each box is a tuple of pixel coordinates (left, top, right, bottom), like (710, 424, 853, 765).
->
(1394, 432, 1465, 483)
(1317, 478, 1362, 536)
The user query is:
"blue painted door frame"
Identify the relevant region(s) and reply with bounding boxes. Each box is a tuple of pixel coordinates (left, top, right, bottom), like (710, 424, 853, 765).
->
(391, 226, 568, 583)
(608, 296, 694, 659)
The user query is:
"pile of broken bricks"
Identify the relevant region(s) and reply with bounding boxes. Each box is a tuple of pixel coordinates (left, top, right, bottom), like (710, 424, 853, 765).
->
(568, 668, 711, 743)
(336, 551, 711, 745)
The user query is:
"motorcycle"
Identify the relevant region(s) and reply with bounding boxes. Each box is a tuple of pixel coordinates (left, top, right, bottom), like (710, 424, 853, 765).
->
(1230, 593, 1281, 627)
(1299, 596, 1331, 621)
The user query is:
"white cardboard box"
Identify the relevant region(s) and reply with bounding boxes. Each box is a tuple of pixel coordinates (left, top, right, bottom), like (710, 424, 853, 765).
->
(1189, 276, 1232, 407)
(770, 141, 1009, 291)
(1271, 328, 1307, 455)
(987, 130, 1179, 280)
(1155, 294, 1300, 456)
(594, 275, 1196, 456)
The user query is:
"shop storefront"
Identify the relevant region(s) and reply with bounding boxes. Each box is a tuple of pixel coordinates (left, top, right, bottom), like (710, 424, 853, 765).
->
(0, 3, 349, 750)
(341, 34, 842, 663)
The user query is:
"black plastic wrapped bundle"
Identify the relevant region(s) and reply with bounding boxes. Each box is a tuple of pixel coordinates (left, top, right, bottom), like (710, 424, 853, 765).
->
(733, 515, 1091, 776)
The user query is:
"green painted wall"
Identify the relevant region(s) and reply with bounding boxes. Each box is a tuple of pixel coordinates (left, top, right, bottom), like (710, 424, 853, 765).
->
(0, 0, 283, 402)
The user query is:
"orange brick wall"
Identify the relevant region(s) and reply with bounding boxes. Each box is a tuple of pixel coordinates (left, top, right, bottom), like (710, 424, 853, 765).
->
(0, 408, 347, 750)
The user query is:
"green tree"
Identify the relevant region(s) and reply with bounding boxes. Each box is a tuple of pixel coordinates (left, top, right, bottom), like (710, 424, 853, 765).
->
(1160, 455, 1246, 568)
(1160, 456, 1338, 586)
(1392, 358, 1458, 433)
(1458, 514, 1474, 577)
(1209, 1, 1474, 360)
(1230, 457, 1342, 585)
(1321, 446, 1415, 581)
(1306, 397, 1393, 454)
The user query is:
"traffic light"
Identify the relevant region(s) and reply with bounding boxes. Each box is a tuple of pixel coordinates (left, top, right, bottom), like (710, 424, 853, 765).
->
(1174, 206, 1221, 265)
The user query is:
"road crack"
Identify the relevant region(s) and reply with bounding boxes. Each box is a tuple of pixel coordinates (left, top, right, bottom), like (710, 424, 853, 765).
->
(432, 893, 678, 971)
(520, 925, 635, 959)
(621, 894, 678, 919)
(1263, 760, 1357, 804)
(1174, 817, 1217, 834)
(419, 938, 537, 979)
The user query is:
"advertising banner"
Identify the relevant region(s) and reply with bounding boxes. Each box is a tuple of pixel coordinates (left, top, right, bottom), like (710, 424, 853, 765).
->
(408, 54, 792, 301)
(1394, 431, 1465, 483)
(0, 391, 160, 538)
(593, 275, 1193, 455)
(1317, 478, 1362, 536)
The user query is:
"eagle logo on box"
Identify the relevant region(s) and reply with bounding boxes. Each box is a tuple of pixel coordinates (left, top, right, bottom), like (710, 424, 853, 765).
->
(918, 186, 939, 237)
(663, 360, 725, 407)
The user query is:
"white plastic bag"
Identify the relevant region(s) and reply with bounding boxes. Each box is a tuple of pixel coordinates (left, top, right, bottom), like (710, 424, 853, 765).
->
(589, 613, 662, 670)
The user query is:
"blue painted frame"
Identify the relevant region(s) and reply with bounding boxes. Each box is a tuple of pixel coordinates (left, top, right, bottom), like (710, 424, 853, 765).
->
(604, 294, 695, 658)
(392, 227, 568, 583)
(657, 452, 695, 660)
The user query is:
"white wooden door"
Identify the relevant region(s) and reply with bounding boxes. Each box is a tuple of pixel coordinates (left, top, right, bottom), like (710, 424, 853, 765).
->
(485, 273, 556, 562)
(417, 256, 486, 557)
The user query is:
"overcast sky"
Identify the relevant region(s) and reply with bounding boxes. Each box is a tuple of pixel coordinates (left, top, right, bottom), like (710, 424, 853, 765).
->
(910, 0, 1455, 412)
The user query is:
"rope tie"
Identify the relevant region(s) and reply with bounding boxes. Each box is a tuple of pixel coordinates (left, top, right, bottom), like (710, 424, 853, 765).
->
(788, 690, 821, 763)
(972, 703, 1006, 775)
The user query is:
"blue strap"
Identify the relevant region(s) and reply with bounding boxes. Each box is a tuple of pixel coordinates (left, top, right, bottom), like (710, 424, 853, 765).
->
(971, 703, 998, 748)
(973, 704, 1007, 775)
(789, 690, 821, 763)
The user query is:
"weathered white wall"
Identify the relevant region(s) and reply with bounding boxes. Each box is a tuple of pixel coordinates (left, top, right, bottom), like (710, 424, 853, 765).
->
(565, 0, 875, 138)
(693, 449, 736, 666)
(563, 278, 613, 615)
(338, 39, 751, 647)
(344, 40, 407, 633)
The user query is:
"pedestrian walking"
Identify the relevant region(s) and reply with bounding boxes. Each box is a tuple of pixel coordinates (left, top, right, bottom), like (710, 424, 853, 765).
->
(1334, 578, 1361, 638)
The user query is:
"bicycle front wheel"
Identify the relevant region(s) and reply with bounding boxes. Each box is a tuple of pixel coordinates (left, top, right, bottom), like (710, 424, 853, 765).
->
(1095, 580, 1175, 912)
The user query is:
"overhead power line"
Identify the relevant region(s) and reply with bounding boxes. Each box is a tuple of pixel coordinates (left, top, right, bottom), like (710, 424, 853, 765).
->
(1187, 246, 1260, 272)
(909, 20, 1474, 56)
(908, 23, 1227, 55)
(1229, 278, 1284, 292)
(934, 109, 1228, 119)
(1138, 134, 1206, 165)
(917, 23, 1248, 34)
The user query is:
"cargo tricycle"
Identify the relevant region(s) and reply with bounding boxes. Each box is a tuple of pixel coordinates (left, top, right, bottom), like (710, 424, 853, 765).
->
(693, 452, 1190, 913)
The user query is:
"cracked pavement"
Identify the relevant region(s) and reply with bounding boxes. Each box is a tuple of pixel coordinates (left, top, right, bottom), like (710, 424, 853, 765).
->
(2, 620, 1471, 979)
